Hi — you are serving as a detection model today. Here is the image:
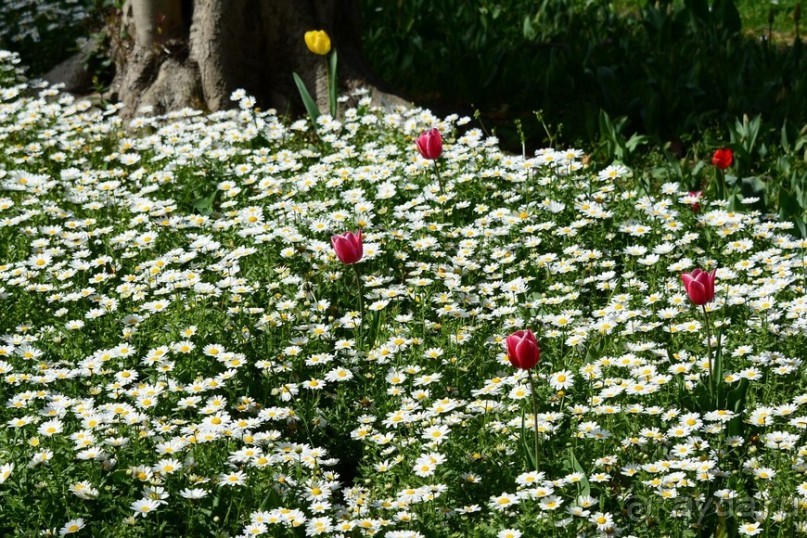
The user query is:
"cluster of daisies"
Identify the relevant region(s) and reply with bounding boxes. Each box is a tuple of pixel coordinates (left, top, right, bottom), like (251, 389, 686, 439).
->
(0, 49, 806, 537)
(0, 0, 89, 46)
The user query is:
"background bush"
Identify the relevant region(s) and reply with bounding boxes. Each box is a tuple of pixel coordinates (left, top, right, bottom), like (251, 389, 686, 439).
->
(361, 0, 806, 150)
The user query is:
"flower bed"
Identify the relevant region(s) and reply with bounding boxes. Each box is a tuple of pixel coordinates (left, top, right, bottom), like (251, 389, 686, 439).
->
(0, 51, 805, 537)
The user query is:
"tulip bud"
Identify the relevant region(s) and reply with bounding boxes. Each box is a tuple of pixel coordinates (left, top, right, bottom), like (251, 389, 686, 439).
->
(681, 268, 717, 305)
(711, 148, 733, 170)
(331, 230, 363, 265)
(305, 30, 331, 56)
(416, 128, 443, 160)
(506, 330, 540, 370)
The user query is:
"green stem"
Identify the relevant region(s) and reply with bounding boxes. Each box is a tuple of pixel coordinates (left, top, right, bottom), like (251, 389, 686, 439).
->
(433, 159, 444, 196)
(353, 264, 364, 349)
(527, 369, 540, 472)
(701, 304, 714, 402)
(287, 391, 315, 447)
(716, 168, 726, 201)
(224, 491, 234, 529)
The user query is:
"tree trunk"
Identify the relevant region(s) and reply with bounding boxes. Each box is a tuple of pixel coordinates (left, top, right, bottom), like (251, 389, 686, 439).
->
(107, 0, 407, 117)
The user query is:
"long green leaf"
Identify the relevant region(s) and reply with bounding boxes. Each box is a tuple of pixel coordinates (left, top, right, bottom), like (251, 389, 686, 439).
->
(329, 50, 338, 118)
(292, 72, 321, 124)
(567, 450, 591, 498)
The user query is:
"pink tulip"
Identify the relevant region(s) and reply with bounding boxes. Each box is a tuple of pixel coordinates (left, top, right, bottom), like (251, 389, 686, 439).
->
(506, 330, 540, 370)
(331, 230, 363, 265)
(688, 191, 702, 213)
(681, 268, 716, 305)
(416, 128, 443, 160)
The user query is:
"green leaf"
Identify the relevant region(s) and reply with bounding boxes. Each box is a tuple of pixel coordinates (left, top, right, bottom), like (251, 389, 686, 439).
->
(741, 176, 766, 194)
(329, 50, 338, 118)
(691, 160, 706, 178)
(795, 131, 807, 153)
(107, 469, 129, 485)
(292, 72, 321, 123)
(726, 379, 750, 413)
(585, 338, 605, 364)
(779, 187, 800, 217)
(566, 450, 591, 497)
(192, 190, 217, 216)
(598, 109, 615, 140)
(781, 121, 794, 152)
(725, 379, 750, 437)
(523, 15, 536, 40)
(713, 348, 723, 398)
(626, 133, 649, 152)
(520, 408, 537, 471)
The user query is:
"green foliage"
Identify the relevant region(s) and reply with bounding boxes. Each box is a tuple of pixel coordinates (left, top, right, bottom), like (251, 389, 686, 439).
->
(594, 110, 649, 165)
(608, 110, 807, 238)
(3, 38, 807, 537)
(293, 45, 339, 124)
(361, 0, 807, 150)
(0, 0, 104, 74)
(292, 72, 321, 123)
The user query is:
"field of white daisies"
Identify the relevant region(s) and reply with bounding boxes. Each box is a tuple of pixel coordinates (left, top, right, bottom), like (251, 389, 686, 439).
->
(1, 45, 807, 538)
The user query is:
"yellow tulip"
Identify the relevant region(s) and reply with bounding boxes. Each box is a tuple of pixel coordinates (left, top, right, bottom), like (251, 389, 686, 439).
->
(305, 30, 331, 56)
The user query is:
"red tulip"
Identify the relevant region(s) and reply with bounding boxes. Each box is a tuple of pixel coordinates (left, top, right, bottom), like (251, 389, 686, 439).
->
(711, 148, 733, 170)
(681, 268, 716, 305)
(331, 230, 363, 265)
(416, 128, 443, 160)
(506, 330, 540, 370)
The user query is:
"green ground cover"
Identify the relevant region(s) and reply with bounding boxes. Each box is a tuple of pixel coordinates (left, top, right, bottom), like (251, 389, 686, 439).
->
(0, 2, 806, 536)
(0, 47, 806, 536)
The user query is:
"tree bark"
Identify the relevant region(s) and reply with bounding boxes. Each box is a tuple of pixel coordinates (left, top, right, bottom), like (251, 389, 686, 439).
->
(107, 0, 407, 117)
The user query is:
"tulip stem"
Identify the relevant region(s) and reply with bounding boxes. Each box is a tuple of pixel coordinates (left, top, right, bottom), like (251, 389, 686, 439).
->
(527, 369, 540, 472)
(701, 304, 714, 399)
(433, 160, 444, 196)
(353, 265, 365, 349)
(715, 169, 726, 201)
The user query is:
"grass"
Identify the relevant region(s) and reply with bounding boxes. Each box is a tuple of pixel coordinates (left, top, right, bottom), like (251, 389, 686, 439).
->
(736, 0, 802, 37)
(610, 0, 803, 40)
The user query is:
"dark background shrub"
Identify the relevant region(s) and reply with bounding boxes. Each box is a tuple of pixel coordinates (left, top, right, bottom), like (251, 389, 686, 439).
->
(361, 0, 805, 152)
